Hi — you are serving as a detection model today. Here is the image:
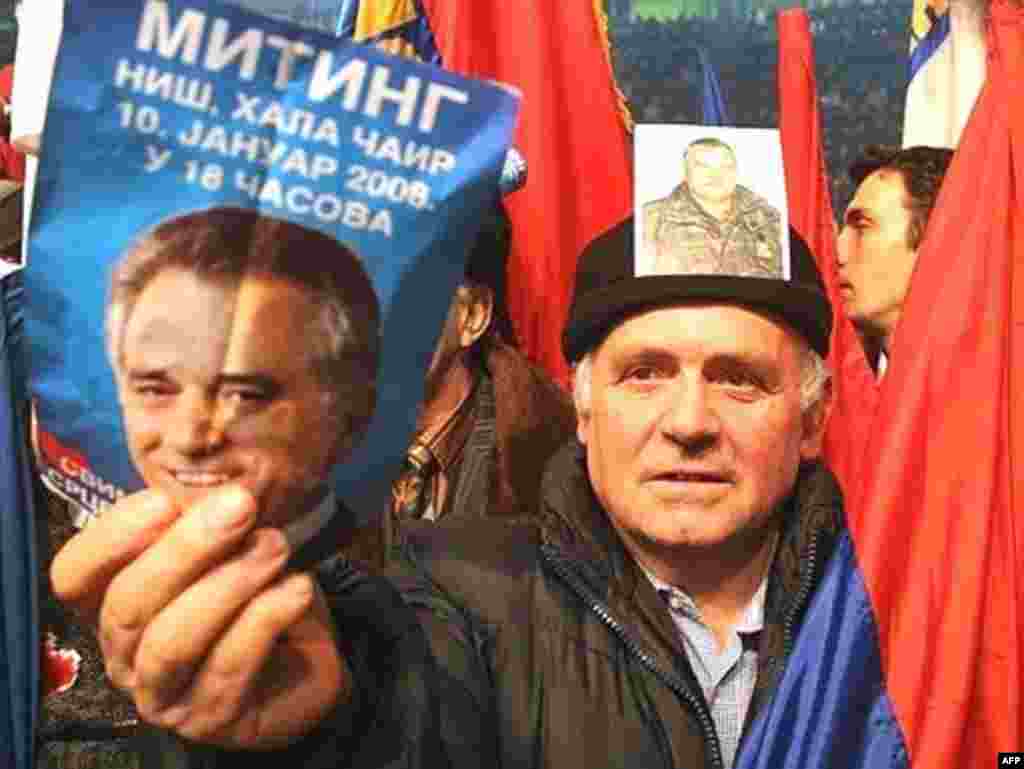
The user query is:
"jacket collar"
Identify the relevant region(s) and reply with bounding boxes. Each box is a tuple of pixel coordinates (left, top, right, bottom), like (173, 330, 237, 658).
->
(538, 440, 631, 589)
(287, 497, 360, 572)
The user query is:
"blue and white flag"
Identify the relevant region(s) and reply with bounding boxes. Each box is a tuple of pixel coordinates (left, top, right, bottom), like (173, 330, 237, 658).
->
(902, 0, 986, 148)
(25, 0, 520, 523)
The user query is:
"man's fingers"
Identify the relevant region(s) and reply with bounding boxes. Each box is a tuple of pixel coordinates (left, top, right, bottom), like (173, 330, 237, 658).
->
(150, 573, 328, 746)
(50, 488, 179, 621)
(131, 527, 290, 715)
(99, 485, 257, 689)
(243, 579, 350, 748)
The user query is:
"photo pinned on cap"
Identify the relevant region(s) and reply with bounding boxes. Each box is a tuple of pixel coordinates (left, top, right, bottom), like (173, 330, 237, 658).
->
(634, 124, 791, 282)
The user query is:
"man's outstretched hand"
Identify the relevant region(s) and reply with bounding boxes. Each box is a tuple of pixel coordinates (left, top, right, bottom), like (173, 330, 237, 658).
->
(51, 484, 349, 750)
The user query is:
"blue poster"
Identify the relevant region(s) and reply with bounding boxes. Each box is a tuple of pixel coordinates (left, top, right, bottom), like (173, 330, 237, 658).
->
(25, 0, 519, 524)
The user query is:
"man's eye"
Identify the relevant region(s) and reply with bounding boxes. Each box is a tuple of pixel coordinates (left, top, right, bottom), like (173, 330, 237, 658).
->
(711, 371, 768, 400)
(132, 383, 173, 399)
(226, 389, 263, 401)
(223, 388, 270, 405)
(623, 366, 664, 383)
(708, 362, 763, 387)
(721, 372, 755, 386)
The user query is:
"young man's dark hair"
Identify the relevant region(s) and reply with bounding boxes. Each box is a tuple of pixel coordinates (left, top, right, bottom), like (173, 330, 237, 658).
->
(849, 145, 954, 250)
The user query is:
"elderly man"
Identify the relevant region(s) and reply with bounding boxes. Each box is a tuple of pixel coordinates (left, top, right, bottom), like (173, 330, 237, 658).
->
(837, 145, 953, 375)
(642, 137, 782, 278)
(53, 217, 841, 769)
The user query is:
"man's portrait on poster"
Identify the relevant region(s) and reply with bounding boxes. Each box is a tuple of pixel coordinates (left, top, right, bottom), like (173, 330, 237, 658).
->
(105, 206, 381, 532)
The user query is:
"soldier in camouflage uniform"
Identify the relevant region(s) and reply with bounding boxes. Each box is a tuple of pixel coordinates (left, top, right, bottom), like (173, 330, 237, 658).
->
(642, 137, 783, 278)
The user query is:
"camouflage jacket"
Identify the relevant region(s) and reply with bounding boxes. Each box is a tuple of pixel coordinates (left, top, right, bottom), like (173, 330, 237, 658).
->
(176, 441, 843, 769)
(642, 184, 783, 278)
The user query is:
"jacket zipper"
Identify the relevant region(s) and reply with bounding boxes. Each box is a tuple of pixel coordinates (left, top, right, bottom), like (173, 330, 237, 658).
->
(731, 529, 823, 765)
(540, 544, 724, 769)
(781, 530, 821, 657)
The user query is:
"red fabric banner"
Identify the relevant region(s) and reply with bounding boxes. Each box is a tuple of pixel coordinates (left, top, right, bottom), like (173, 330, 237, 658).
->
(777, 9, 879, 508)
(850, 0, 1024, 762)
(779, 7, 1023, 763)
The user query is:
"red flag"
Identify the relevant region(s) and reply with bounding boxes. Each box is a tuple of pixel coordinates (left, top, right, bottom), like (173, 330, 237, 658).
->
(418, 0, 633, 387)
(848, 0, 1024, 762)
(776, 10, 878, 506)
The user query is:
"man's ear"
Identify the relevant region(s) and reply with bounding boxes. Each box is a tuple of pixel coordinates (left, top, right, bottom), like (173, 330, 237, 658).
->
(799, 376, 833, 461)
(457, 284, 494, 349)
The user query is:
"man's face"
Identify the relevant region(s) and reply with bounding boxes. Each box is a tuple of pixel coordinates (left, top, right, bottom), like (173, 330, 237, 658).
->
(577, 305, 824, 564)
(116, 268, 344, 528)
(836, 169, 918, 339)
(685, 145, 738, 207)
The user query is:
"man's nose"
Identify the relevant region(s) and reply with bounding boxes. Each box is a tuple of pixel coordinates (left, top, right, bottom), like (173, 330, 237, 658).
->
(836, 227, 851, 267)
(166, 392, 226, 455)
(661, 378, 720, 451)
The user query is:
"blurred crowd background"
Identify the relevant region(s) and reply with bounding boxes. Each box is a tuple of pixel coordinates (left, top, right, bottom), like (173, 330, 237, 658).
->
(0, 0, 14, 64)
(608, 1, 907, 213)
(0, 0, 908, 215)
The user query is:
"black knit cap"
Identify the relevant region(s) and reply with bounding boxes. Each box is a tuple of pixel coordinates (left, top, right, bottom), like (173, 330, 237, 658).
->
(562, 218, 833, 362)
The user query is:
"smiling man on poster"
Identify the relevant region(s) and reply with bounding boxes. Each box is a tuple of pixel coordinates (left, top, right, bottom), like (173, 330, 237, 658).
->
(106, 206, 379, 545)
(27, 0, 519, 521)
(51, 205, 383, 759)
(32, 0, 519, 762)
